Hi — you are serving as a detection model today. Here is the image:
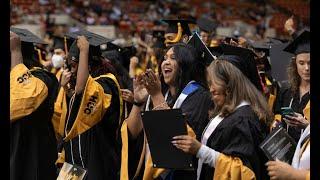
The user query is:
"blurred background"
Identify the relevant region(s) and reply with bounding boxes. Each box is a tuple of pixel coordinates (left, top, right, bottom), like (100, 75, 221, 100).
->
(10, 0, 309, 41)
(10, 0, 310, 82)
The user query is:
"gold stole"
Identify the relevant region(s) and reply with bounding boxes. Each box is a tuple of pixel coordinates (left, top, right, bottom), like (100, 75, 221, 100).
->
(10, 64, 48, 122)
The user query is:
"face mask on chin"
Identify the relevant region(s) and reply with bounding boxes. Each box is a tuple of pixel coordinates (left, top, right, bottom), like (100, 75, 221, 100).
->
(51, 54, 64, 68)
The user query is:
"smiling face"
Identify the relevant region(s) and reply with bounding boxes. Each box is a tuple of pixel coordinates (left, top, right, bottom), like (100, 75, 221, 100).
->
(207, 71, 226, 107)
(161, 47, 179, 86)
(296, 53, 310, 82)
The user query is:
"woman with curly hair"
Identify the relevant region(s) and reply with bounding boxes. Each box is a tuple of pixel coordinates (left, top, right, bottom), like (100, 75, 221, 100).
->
(273, 30, 310, 143)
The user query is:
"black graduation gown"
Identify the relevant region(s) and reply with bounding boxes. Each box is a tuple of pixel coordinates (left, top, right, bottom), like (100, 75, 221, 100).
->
(199, 105, 269, 180)
(62, 75, 122, 180)
(10, 64, 59, 180)
(273, 86, 310, 142)
(122, 85, 213, 180)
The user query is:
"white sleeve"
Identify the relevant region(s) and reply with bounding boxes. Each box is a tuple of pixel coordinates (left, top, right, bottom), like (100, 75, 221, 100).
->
(196, 144, 220, 168)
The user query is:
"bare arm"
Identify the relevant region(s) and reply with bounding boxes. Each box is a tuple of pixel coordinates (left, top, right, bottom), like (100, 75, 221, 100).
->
(10, 32, 23, 70)
(129, 56, 139, 78)
(75, 36, 89, 94)
(126, 104, 144, 139)
(126, 75, 148, 138)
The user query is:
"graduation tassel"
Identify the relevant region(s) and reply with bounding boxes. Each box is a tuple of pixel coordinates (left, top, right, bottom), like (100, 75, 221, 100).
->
(64, 36, 68, 56)
(165, 22, 182, 44)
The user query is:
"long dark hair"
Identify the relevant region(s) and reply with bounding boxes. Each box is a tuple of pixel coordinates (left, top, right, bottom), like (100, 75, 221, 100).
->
(159, 43, 208, 98)
(102, 50, 133, 90)
(89, 56, 118, 78)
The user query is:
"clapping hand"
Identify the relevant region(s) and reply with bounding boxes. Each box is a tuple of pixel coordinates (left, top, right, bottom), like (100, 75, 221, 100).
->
(133, 74, 148, 104)
(121, 89, 134, 103)
(141, 69, 162, 96)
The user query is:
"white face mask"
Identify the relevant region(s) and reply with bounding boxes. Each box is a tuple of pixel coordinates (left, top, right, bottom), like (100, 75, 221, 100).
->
(51, 54, 64, 68)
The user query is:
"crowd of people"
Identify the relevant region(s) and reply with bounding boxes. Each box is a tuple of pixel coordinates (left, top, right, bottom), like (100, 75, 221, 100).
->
(10, 1, 310, 180)
(11, 0, 309, 39)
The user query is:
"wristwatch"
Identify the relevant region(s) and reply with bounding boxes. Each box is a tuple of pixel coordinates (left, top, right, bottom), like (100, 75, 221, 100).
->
(133, 101, 144, 107)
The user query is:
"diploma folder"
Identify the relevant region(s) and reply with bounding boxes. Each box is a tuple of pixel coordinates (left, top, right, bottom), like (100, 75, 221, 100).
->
(141, 109, 194, 169)
(259, 127, 297, 164)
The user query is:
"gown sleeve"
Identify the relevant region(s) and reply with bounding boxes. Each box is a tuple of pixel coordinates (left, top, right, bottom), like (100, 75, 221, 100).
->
(10, 63, 59, 122)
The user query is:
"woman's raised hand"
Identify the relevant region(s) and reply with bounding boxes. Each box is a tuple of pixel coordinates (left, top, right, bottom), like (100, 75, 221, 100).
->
(133, 74, 149, 103)
(142, 69, 162, 96)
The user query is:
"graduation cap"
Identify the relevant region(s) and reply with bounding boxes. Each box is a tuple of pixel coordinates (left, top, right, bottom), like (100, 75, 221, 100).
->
(218, 44, 263, 92)
(152, 30, 165, 38)
(283, 29, 310, 55)
(102, 42, 136, 67)
(52, 35, 65, 50)
(187, 32, 217, 66)
(196, 17, 217, 33)
(250, 41, 272, 56)
(10, 27, 47, 45)
(152, 36, 166, 49)
(10, 27, 47, 63)
(220, 35, 239, 44)
(65, 29, 112, 62)
(161, 19, 195, 36)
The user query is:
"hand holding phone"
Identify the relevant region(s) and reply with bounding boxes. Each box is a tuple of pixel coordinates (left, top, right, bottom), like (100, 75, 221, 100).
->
(281, 107, 295, 116)
(281, 108, 309, 128)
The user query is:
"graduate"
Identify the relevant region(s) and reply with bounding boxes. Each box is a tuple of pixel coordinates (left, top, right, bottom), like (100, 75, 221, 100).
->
(196, 16, 217, 47)
(52, 30, 123, 179)
(172, 60, 272, 180)
(250, 41, 280, 112)
(50, 35, 68, 77)
(273, 29, 310, 142)
(120, 42, 212, 180)
(162, 19, 195, 46)
(10, 28, 59, 180)
(102, 42, 134, 119)
(217, 43, 264, 92)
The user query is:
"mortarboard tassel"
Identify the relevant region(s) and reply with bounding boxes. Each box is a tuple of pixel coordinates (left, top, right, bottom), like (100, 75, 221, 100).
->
(64, 36, 68, 56)
(165, 22, 182, 44)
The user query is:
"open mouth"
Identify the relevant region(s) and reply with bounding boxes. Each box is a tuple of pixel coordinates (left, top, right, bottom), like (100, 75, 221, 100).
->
(163, 68, 172, 75)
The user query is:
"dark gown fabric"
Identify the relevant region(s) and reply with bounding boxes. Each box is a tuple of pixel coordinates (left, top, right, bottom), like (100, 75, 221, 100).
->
(10, 68, 59, 180)
(199, 105, 269, 180)
(63, 76, 122, 180)
(126, 85, 213, 180)
(273, 86, 310, 142)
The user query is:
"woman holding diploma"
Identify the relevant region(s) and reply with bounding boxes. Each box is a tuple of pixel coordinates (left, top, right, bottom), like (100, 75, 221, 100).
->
(120, 43, 212, 180)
